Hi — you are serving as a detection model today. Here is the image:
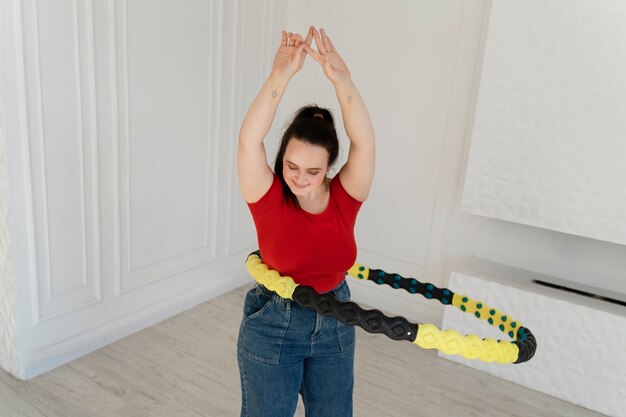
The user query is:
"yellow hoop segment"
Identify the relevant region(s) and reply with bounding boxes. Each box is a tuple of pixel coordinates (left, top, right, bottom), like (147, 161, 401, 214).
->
(246, 254, 298, 299)
(414, 324, 519, 363)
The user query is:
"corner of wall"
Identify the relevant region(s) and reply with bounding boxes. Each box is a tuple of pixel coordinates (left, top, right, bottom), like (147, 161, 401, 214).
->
(0, 79, 22, 379)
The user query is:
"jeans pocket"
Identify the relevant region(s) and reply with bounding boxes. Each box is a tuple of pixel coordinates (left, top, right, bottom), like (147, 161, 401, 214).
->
(239, 292, 291, 365)
(336, 319, 355, 352)
(243, 289, 272, 321)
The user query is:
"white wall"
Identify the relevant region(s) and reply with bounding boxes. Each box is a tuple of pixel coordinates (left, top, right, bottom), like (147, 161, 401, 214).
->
(272, 0, 626, 323)
(448, 2, 626, 300)
(462, 0, 626, 252)
(268, 0, 490, 324)
(2, 0, 625, 381)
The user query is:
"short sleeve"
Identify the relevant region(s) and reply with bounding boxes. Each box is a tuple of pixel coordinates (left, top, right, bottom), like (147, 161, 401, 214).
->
(331, 175, 363, 214)
(247, 174, 283, 214)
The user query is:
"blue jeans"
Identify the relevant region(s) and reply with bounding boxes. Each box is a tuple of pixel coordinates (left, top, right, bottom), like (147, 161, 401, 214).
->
(237, 280, 355, 417)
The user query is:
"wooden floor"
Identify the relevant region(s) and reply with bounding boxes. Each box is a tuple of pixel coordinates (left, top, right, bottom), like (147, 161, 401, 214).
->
(0, 284, 606, 417)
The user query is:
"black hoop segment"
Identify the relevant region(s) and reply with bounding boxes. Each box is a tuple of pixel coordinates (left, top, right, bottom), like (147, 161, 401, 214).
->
(363, 267, 455, 305)
(512, 328, 537, 364)
(292, 285, 418, 341)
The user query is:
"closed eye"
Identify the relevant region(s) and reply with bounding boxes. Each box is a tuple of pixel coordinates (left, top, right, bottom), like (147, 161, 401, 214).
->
(285, 161, 322, 174)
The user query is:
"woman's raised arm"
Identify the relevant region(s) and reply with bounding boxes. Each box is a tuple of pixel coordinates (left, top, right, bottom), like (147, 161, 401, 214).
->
(304, 27, 375, 202)
(238, 29, 312, 203)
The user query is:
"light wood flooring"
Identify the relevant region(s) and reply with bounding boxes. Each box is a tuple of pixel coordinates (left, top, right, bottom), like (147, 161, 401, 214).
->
(0, 284, 607, 417)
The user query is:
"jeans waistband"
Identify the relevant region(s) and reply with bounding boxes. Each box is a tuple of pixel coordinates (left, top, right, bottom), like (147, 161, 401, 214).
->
(254, 279, 350, 302)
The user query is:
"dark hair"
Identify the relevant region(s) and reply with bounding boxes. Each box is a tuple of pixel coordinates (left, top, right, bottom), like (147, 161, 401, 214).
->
(274, 105, 339, 206)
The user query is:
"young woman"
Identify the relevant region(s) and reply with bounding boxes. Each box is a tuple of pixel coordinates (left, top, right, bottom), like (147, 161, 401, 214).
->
(236, 26, 375, 417)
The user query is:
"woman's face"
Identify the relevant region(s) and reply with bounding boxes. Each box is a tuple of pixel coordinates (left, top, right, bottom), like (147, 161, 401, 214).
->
(283, 138, 329, 197)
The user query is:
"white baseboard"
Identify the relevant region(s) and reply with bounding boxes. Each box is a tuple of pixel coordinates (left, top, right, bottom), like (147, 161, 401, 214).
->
(18, 267, 250, 380)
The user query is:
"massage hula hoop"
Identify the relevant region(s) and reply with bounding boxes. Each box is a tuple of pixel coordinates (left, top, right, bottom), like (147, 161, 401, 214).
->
(246, 251, 536, 364)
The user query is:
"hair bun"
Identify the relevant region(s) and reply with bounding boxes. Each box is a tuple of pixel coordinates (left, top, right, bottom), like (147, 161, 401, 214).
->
(292, 105, 334, 127)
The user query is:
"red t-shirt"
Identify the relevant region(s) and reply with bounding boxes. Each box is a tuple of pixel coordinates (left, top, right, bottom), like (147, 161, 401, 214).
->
(247, 174, 362, 293)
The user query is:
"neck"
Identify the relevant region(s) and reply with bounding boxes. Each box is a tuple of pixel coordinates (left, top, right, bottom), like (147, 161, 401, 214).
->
(296, 178, 330, 212)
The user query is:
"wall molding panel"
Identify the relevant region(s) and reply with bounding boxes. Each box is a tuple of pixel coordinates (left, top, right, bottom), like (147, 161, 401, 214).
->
(19, 0, 102, 323)
(206, 0, 224, 265)
(113, 0, 221, 293)
(224, 0, 245, 258)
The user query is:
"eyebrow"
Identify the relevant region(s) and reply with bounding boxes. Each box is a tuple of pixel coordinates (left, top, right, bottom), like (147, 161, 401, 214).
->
(284, 160, 323, 171)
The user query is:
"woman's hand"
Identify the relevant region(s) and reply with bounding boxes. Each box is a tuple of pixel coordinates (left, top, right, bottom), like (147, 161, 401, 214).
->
(304, 27, 351, 86)
(271, 28, 313, 80)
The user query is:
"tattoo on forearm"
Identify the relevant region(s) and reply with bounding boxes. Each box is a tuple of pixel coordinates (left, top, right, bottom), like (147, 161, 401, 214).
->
(272, 90, 277, 99)
(347, 96, 353, 104)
